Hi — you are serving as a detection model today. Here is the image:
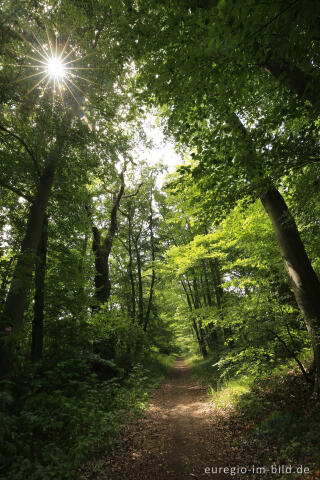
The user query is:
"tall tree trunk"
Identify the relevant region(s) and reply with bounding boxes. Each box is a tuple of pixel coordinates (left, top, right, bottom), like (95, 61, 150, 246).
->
(180, 278, 193, 311)
(198, 319, 208, 358)
(186, 276, 197, 309)
(192, 274, 202, 309)
(182, 276, 208, 357)
(31, 214, 48, 363)
(209, 258, 225, 344)
(254, 40, 319, 109)
(0, 256, 14, 305)
(203, 261, 213, 306)
(0, 136, 65, 377)
(261, 186, 320, 394)
(199, 272, 208, 306)
(144, 192, 156, 332)
(88, 169, 126, 308)
(229, 112, 320, 394)
(263, 60, 317, 106)
(91, 227, 111, 306)
(135, 242, 144, 326)
(128, 218, 136, 322)
(209, 258, 223, 309)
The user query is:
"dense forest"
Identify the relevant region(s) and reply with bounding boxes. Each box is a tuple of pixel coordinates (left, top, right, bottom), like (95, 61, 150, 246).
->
(1, 1, 320, 479)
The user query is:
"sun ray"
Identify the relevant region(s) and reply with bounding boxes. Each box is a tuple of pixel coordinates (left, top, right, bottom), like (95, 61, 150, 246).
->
(65, 76, 87, 96)
(45, 24, 54, 58)
(31, 31, 50, 61)
(41, 76, 51, 96)
(59, 22, 77, 60)
(5, 63, 46, 68)
(63, 52, 93, 66)
(14, 70, 45, 83)
(25, 54, 49, 66)
(62, 79, 81, 106)
(11, 25, 93, 128)
(60, 44, 81, 64)
(17, 32, 49, 63)
(68, 71, 94, 84)
(26, 73, 49, 96)
(65, 67, 98, 71)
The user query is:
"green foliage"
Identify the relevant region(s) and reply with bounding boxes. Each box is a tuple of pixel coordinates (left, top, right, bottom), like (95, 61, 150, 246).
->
(1, 0, 320, 476)
(0, 350, 174, 480)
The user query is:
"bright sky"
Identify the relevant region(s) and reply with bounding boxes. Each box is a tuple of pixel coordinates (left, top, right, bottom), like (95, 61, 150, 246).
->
(138, 114, 182, 186)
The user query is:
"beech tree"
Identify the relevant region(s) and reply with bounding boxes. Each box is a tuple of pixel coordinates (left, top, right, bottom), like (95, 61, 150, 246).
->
(109, 0, 320, 393)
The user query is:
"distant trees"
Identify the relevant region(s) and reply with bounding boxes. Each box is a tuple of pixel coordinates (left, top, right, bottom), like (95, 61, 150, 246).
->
(110, 0, 320, 393)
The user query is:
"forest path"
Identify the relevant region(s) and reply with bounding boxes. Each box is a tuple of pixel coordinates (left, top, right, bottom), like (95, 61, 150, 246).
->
(97, 358, 245, 480)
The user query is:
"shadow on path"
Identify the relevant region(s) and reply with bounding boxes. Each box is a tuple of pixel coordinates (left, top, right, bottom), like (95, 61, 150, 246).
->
(95, 358, 252, 480)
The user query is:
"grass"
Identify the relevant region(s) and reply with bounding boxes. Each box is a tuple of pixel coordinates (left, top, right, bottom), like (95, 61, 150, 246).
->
(189, 352, 320, 477)
(188, 353, 251, 409)
(208, 378, 251, 410)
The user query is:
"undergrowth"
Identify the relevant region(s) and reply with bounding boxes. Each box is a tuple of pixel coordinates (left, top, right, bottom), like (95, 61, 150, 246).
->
(0, 351, 174, 480)
(190, 352, 320, 478)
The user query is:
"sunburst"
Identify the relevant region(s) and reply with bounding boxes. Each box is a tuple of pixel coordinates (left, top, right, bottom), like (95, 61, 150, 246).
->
(46, 56, 66, 79)
(6, 27, 94, 129)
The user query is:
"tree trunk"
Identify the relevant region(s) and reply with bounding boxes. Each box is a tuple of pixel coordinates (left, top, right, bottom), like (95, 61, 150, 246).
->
(186, 276, 197, 309)
(31, 214, 48, 363)
(260, 186, 320, 395)
(0, 256, 14, 305)
(135, 243, 144, 326)
(144, 192, 156, 332)
(198, 319, 208, 358)
(0, 136, 65, 377)
(180, 278, 193, 311)
(192, 274, 202, 309)
(88, 169, 126, 308)
(128, 218, 136, 322)
(203, 261, 213, 306)
(209, 258, 225, 344)
(262, 57, 318, 108)
(228, 112, 320, 393)
(92, 227, 111, 306)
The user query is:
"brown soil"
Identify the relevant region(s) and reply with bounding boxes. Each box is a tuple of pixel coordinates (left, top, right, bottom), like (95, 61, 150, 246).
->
(96, 358, 251, 480)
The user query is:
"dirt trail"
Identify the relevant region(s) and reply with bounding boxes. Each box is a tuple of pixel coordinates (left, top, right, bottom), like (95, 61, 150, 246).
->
(98, 358, 246, 480)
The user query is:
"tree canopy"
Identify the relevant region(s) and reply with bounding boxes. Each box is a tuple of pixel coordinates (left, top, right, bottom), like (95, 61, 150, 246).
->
(1, 1, 320, 478)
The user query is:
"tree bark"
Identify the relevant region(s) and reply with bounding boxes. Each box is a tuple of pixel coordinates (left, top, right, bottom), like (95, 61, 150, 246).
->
(0, 257, 14, 305)
(127, 217, 136, 322)
(180, 278, 193, 311)
(31, 214, 48, 363)
(229, 112, 320, 393)
(209, 258, 225, 344)
(261, 186, 320, 394)
(203, 261, 213, 306)
(135, 241, 144, 326)
(91, 227, 111, 306)
(192, 274, 202, 309)
(198, 318, 208, 358)
(144, 192, 156, 332)
(0, 135, 65, 377)
(262, 59, 317, 106)
(89, 169, 126, 307)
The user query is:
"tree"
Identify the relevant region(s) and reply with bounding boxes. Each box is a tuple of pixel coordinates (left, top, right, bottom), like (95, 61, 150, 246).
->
(110, 0, 320, 394)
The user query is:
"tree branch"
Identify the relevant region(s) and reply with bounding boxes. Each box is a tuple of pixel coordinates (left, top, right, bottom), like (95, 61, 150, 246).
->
(268, 328, 311, 384)
(0, 178, 32, 201)
(123, 183, 143, 199)
(0, 124, 41, 177)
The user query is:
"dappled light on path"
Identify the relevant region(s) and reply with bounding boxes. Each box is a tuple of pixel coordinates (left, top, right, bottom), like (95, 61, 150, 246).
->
(94, 358, 253, 480)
